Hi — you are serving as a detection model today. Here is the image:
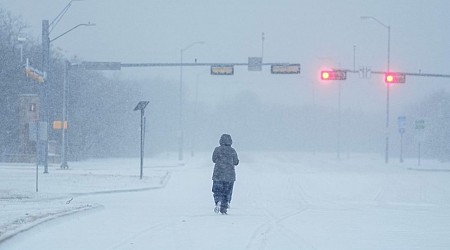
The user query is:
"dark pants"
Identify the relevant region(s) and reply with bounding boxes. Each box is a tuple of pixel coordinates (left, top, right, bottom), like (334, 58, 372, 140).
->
(212, 181, 234, 207)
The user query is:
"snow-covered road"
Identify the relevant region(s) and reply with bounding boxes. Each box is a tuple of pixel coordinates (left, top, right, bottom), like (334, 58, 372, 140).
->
(1, 152, 450, 250)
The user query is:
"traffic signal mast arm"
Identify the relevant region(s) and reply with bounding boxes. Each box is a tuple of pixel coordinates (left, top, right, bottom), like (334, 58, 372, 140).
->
(323, 68, 450, 81)
(356, 70, 450, 78)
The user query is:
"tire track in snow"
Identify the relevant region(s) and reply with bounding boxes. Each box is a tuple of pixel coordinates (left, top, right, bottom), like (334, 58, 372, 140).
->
(107, 221, 178, 250)
(246, 206, 313, 250)
(246, 173, 315, 250)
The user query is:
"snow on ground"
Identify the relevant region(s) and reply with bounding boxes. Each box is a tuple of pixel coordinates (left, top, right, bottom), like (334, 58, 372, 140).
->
(1, 152, 450, 250)
(0, 157, 171, 243)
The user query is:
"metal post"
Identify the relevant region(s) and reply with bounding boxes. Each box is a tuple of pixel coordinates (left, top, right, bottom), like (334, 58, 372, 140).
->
(140, 109, 144, 179)
(36, 162, 39, 192)
(385, 25, 391, 164)
(179, 49, 184, 161)
(41, 1, 90, 172)
(360, 16, 391, 164)
(61, 61, 69, 169)
(418, 142, 421, 166)
(42, 20, 50, 173)
(134, 101, 149, 179)
(191, 73, 200, 157)
(178, 41, 204, 161)
(400, 133, 404, 163)
(337, 81, 342, 159)
(261, 32, 265, 60)
(35, 121, 39, 192)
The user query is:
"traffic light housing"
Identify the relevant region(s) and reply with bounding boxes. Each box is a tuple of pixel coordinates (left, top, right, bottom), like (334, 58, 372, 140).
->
(385, 72, 406, 83)
(320, 70, 346, 80)
(25, 66, 45, 83)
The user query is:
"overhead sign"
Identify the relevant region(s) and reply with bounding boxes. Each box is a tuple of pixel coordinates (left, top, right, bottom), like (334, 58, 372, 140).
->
(248, 57, 262, 71)
(359, 67, 371, 78)
(82, 61, 122, 70)
(271, 64, 301, 74)
(211, 65, 234, 75)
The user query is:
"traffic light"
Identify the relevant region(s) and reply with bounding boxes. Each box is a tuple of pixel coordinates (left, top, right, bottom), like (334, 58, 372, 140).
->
(25, 66, 45, 83)
(320, 70, 346, 80)
(385, 72, 406, 83)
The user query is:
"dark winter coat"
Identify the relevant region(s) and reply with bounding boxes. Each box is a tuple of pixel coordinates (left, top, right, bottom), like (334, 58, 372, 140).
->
(212, 134, 239, 182)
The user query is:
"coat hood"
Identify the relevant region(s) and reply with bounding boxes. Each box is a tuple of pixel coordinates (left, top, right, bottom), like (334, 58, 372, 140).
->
(219, 134, 233, 146)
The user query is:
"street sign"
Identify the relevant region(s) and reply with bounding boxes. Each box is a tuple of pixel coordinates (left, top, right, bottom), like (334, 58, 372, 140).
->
(271, 64, 301, 74)
(134, 101, 149, 111)
(211, 65, 234, 75)
(359, 67, 371, 78)
(398, 116, 406, 134)
(415, 120, 425, 130)
(29, 122, 48, 141)
(248, 57, 262, 71)
(52, 120, 68, 130)
(82, 61, 121, 70)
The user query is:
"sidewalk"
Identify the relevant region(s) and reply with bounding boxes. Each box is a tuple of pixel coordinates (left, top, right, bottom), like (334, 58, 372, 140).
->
(0, 158, 173, 243)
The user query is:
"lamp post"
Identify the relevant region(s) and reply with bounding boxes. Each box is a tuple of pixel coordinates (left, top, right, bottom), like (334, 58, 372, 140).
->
(361, 16, 391, 164)
(55, 23, 95, 170)
(179, 41, 204, 161)
(60, 61, 70, 169)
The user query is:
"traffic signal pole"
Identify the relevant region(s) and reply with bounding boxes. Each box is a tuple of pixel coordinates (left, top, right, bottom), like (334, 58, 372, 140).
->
(41, 20, 50, 173)
(385, 25, 391, 164)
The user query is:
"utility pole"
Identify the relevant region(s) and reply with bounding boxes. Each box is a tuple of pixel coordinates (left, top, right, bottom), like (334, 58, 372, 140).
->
(60, 61, 69, 169)
(361, 16, 391, 164)
(41, 20, 50, 173)
(38, 0, 93, 172)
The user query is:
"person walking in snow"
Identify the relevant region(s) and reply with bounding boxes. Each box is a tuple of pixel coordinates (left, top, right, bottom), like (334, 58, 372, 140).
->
(212, 134, 239, 215)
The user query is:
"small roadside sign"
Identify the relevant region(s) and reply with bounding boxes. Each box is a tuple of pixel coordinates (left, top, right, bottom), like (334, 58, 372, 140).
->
(398, 116, 406, 134)
(415, 120, 425, 130)
(52, 121, 68, 130)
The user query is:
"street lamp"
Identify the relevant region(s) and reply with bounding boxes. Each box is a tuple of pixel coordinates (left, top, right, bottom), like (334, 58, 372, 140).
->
(39, 0, 91, 172)
(361, 16, 391, 164)
(179, 41, 204, 161)
(57, 24, 95, 170)
(50, 23, 95, 43)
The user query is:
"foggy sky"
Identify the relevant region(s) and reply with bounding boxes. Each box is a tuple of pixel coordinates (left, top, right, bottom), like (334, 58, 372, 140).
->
(1, 0, 450, 116)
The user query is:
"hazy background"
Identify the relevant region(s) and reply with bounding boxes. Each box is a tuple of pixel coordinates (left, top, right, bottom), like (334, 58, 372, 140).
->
(1, 0, 449, 160)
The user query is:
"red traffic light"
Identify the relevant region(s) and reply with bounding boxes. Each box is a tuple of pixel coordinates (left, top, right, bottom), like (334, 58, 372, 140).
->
(384, 72, 406, 83)
(321, 71, 330, 80)
(320, 70, 346, 80)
